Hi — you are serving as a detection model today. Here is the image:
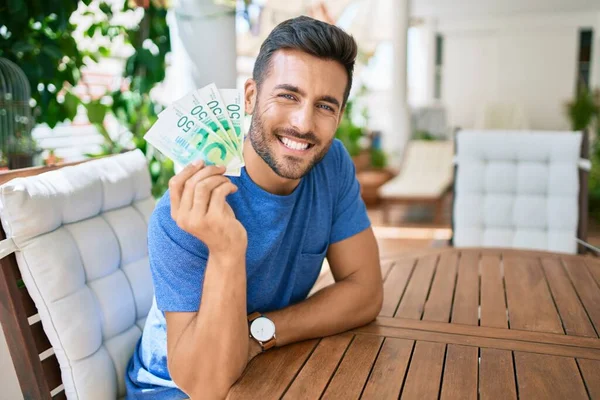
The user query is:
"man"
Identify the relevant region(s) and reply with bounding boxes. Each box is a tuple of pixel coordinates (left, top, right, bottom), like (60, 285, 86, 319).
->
(126, 15, 383, 399)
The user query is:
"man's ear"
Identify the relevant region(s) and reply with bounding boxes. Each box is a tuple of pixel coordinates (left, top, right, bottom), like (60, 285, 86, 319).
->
(244, 79, 258, 115)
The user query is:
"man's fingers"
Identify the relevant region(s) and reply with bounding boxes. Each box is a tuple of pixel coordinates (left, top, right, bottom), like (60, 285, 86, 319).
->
(179, 165, 227, 213)
(207, 182, 238, 215)
(191, 175, 231, 216)
(169, 159, 204, 215)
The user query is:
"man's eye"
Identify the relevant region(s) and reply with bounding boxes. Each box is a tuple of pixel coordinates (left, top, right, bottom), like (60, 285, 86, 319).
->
(318, 104, 334, 112)
(279, 93, 296, 101)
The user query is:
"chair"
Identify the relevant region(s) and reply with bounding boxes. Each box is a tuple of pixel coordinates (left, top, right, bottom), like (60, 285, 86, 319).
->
(379, 140, 454, 224)
(0, 150, 155, 399)
(451, 130, 590, 254)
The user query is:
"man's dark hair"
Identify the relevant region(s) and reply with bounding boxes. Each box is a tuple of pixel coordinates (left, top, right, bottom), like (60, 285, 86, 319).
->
(253, 16, 358, 106)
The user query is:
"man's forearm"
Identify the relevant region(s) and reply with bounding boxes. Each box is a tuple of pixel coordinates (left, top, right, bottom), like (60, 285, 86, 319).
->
(265, 276, 383, 347)
(169, 252, 248, 397)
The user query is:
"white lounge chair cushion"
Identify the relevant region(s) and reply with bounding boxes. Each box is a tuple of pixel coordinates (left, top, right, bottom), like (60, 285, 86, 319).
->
(0, 150, 155, 399)
(380, 141, 454, 199)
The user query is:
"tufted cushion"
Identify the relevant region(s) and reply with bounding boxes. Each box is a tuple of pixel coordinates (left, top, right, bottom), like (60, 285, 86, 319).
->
(453, 130, 583, 254)
(0, 150, 155, 399)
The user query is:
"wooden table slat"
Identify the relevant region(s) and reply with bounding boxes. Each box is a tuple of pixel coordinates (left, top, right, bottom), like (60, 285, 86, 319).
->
(514, 352, 589, 399)
(228, 340, 318, 399)
(380, 259, 415, 318)
(479, 348, 517, 400)
(440, 344, 478, 400)
(400, 341, 446, 399)
(577, 358, 600, 399)
(541, 258, 597, 338)
(585, 258, 600, 288)
(504, 256, 563, 334)
(380, 260, 396, 281)
(354, 325, 600, 360)
(370, 316, 600, 350)
(361, 338, 414, 400)
(395, 254, 438, 319)
(321, 335, 383, 400)
(563, 258, 600, 336)
(282, 334, 353, 399)
(422, 252, 459, 322)
(451, 251, 480, 326)
(480, 255, 508, 328)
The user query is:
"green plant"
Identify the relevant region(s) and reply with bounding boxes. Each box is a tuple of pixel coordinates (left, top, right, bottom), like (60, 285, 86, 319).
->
(0, 0, 87, 127)
(567, 85, 599, 131)
(77, 0, 173, 197)
(413, 130, 438, 141)
(335, 99, 365, 157)
(335, 84, 370, 157)
(370, 148, 387, 169)
(567, 87, 600, 220)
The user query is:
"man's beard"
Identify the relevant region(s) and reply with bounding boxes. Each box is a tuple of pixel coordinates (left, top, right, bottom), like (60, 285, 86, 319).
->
(248, 104, 333, 180)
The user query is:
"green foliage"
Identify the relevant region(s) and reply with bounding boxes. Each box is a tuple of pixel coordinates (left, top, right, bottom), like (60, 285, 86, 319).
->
(413, 130, 438, 141)
(335, 98, 364, 157)
(567, 85, 599, 131)
(79, 0, 173, 197)
(1, 0, 173, 196)
(567, 88, 600, 220)
(370, 148, 387, 169)
(0, 0, 85, 127)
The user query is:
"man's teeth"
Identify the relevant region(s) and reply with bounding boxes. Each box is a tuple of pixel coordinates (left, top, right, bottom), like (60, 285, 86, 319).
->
(281, 137, 309, 150)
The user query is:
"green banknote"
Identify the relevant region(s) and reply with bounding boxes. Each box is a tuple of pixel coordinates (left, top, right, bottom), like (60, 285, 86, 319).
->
(197, 84, 241, 153)
(144, 107, 242, 175)
(219, 88, 245, 146)
(173, 93, 238, 155)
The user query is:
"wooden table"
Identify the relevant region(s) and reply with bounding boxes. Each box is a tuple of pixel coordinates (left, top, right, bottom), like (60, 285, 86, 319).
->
(228, 248, 600, 399)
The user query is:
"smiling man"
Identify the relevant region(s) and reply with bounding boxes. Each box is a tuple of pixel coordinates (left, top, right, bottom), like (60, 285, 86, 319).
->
(126, 16, 383, 399)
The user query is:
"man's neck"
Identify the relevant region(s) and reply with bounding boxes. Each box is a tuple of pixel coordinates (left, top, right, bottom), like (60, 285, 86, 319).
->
(243, 140, 301, 196)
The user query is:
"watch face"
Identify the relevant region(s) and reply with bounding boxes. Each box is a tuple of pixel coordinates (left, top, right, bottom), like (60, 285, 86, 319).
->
(250, 317, 275, 342)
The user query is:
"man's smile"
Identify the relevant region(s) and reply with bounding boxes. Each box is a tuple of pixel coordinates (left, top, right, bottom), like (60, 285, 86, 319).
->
(276, 135, 315, 153)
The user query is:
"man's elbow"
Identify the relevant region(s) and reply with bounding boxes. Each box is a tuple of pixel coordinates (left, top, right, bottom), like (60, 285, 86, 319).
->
(359, 282, 383, 325)
(369, 284, 383, 320)
(170, 358, 245, 399)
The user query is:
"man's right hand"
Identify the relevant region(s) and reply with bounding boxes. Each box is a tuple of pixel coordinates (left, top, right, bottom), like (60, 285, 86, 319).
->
(168, 160, 247, 257)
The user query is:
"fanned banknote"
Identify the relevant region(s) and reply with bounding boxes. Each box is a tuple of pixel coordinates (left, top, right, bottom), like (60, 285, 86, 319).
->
(197, 84, 241, 155)
(145, 83, 246, 176)
(173, 92, 238, 155)
(219, 88, 245, 145)
(144, 101, 243, 176)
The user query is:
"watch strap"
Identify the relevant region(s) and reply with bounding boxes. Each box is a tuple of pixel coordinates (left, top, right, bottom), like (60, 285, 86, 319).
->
(248, 312, 261, 323)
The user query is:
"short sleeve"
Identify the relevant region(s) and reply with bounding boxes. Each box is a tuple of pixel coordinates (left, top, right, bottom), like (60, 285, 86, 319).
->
(329, 141, 371, 243)
(148, 191, 208, 312)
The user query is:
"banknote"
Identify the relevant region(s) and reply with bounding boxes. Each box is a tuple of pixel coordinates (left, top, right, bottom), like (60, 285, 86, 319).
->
(219, 88, 245, 146)
(144, 107, 242, 175)
(197, 84, 241, 154)
(173, 93, 239, 156)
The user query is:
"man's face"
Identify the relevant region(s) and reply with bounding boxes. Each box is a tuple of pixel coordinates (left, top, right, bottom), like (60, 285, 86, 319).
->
(245, 49, 347, 180)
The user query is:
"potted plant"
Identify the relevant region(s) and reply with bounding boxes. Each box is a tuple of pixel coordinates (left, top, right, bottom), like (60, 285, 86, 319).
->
(566, 86, 600, 220)
(335, 90, 370, 172)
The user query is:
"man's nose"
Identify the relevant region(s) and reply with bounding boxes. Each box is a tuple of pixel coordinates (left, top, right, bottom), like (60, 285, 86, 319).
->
(289, 103, 315, 134)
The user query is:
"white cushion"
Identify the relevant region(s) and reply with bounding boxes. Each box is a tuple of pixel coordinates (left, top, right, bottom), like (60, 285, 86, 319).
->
(380, 141, 454, 199)
(453, 130, 582, 254)
(0, 150, 155, 399)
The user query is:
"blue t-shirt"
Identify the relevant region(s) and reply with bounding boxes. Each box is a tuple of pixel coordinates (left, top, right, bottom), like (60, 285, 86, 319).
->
(126, 139, 371, 398)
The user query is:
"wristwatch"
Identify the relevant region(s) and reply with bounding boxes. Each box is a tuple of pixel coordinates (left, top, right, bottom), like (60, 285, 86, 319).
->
(248, 312, 276, 351)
